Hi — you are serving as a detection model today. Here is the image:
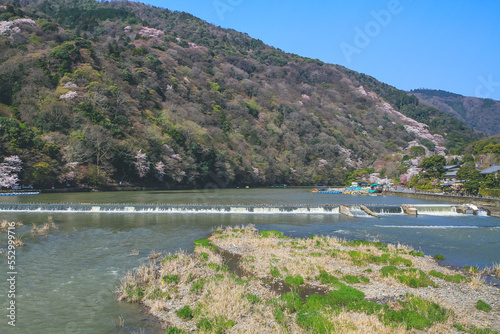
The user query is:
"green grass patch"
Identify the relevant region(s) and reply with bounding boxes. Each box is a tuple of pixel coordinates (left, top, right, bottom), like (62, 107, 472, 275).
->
(347, 251, 412, 267)
(309, 252, 323, 257)
(433, 254, 446, 261)
(381, 294, 449, 330)
(246, 293, 261, 304)
(388, 256, 413, 267)
(162, 274, 180, 284)
(207, 263, 229, 272)
(429, 270, 467, 283)
(193, 238, 217, 250)
(429, 270, 445, 279)
(409, 250, 424, 257)
(360, 276, 370, 283)
(147, 288, 170, 300)
(273, 308, 286, 326)
(342, 275, 361, 284)
(280, 292, 303, 313)
(176, 305, 193, 320)
(270, 266, 280, 278)
(166, 327, 186, 334)
(316, 271, 339, 285)
(381, 266, 437, 288)
(284, 275, 305, 286)
(466, 266, 479, 273)
(190, 279, 205, 293)
(476, 300, 492, 312)
(259, 230, 289, 238)
(162, 254, 179, 263)
(196, 316, 235, 332)
(342, 239, 387, 249)
(198, 252, 209, 261)
(125, 284, 144, 301)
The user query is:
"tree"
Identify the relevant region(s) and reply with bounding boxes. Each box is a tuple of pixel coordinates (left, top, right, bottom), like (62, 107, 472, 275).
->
(483, 172, 500, 189)
(0, 156, 22, 188)
(155, 161, 166, 181)
(134, 150, 150, 178)
(29, 161, 54, 188)
(421, 155, 446, 178)
(410, 146, 425, 157)
(456, 163, 482, 195)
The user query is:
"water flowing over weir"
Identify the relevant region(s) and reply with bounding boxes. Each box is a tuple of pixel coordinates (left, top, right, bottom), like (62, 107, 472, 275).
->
(0, 203, 341, 214)
(0, 203, 487, 216)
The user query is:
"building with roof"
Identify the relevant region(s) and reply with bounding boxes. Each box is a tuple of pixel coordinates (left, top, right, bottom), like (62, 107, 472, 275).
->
(480, 165, 500, 175)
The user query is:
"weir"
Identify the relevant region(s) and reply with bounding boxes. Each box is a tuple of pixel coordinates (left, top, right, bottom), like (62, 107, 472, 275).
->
(0, 203, 487, 216)
(0, 203, 341, 214)
(411, 204, 458, 215)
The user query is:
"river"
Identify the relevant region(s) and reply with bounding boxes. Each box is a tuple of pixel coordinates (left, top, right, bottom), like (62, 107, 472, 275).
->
(0, 188, 499, 333)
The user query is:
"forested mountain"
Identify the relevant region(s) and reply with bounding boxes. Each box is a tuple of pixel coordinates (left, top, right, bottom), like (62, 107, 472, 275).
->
(0, 0, 482, 189)
(411, 89, 500, 136)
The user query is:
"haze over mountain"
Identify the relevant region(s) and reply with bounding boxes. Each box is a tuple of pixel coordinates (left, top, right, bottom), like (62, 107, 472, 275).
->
(0, 0, 483, 189)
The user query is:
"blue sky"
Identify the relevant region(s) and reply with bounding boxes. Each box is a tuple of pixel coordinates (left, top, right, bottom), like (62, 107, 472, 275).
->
(144, 0, 500, 101)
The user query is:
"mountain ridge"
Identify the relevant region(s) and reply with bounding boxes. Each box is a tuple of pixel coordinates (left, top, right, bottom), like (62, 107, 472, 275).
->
(411, 88, 500, 136)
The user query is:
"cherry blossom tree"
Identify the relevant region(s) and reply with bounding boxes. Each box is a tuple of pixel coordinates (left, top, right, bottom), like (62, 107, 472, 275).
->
(134, 150, 150, 178)
(0, 156, 22, 188)
(155, 161, 166, 181)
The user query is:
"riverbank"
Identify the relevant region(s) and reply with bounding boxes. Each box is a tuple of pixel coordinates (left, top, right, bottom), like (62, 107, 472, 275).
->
(387, 191, 500, 217)
(118, 226, 499, 333)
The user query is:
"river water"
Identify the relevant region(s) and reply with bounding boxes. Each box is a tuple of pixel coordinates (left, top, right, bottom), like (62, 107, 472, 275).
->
(1, 188, 499, 333)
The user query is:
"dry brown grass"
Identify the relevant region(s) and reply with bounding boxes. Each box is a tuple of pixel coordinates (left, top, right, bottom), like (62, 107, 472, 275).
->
(31, 219, 58, 236)
(118, 225, 500, 333)
(148, 250, 162, 259)
(0, 220, 22, 232)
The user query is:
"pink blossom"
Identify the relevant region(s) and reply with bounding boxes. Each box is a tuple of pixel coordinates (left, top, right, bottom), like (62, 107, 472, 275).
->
(138, 27, 164, 38)
(155, 161, 166, 181)
(0, 156, 22, 188)
(60, 91, 78, 100)
(134, 150, 150, 178)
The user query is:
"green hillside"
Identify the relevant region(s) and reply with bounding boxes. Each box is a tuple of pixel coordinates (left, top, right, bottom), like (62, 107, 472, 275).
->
(0, 0, 481, 189)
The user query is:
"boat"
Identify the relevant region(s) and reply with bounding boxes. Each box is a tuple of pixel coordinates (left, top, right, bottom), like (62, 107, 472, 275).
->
(312, 187, 343, 194)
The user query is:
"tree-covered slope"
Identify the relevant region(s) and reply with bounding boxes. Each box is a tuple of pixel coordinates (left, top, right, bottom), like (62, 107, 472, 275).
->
(411, 89, 500, 136)
(0, 0, 481, 189)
